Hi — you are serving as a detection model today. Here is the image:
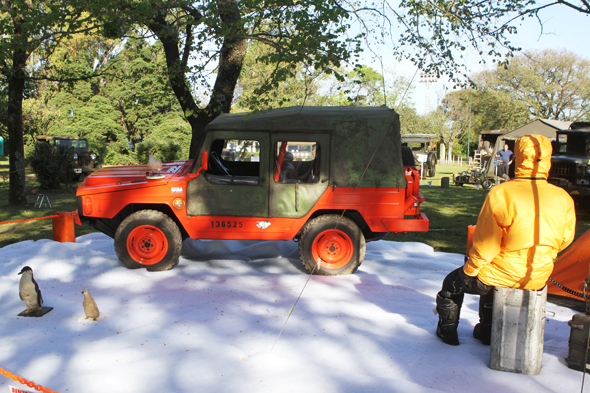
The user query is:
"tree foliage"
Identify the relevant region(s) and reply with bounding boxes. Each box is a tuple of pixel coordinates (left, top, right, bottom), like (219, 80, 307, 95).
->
(352, 0, 589, 82)
(318, 65, 413, 107)
(467, 89, 529, 132)
(28, 142, 75, 189)
(474, 49, 590, 121)
(437, 88, 529, 157)
(235, 40, 324, 109)
(398, 105, 431, 135)
(19, 35, 189, 166)
(94, 0, 363, 157)
(0, 0, 99, 205)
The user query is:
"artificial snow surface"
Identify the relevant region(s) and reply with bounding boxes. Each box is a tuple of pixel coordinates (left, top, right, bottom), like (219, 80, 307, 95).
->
(0, 233, 582, 393)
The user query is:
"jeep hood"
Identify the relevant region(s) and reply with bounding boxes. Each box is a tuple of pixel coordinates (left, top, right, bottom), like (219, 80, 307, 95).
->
(551, 155, 590, 165)
(77, 160, 193, 194)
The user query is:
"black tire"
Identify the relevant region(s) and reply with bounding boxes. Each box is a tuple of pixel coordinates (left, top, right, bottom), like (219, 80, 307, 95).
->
(482, 179, 494, 189)
(401, 146, 415, 167)
(427, 152, 437, 177)
(455, 182, 464, 187)
(298, 215, 366, 276)
(114, 210, 182, 272)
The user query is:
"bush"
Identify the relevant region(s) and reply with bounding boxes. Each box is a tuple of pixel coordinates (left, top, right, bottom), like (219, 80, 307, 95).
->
(135, 141, 182, 164)
(29, 143, 75, 189)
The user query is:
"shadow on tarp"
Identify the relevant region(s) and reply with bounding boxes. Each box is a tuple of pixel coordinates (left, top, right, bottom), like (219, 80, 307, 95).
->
(549, 228, 590, 300)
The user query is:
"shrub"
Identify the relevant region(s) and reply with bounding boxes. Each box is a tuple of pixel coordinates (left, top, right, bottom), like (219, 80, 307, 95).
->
(135, 141, 182, 164)
(29, 143, 75, 189)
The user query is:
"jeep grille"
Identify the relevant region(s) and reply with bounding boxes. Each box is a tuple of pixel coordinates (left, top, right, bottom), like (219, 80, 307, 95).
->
(79, 154, 93, 168)
(549, 161, 577, 182)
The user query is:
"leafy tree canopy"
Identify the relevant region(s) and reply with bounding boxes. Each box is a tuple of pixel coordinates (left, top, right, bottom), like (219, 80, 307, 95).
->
(352, 1, 589, 82)
(473, 49, 590, 121)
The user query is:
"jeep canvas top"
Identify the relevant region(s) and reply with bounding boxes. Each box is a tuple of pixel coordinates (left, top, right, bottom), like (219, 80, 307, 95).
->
(76, 106, 429, 275)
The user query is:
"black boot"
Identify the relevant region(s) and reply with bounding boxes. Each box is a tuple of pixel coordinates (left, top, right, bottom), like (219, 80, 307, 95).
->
(436, 291, 460, 346)
(473, 292, 493, 345)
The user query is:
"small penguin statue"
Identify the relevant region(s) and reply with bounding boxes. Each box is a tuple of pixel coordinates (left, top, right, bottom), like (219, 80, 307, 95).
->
(18, 266, 43, 316)
(82, 288, 100, 320)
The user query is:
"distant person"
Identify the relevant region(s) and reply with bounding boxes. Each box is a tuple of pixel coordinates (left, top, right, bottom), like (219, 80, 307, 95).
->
(479, 147, 491, 166)
(435, 134, 576, 346)
(496, 143, 513, 179)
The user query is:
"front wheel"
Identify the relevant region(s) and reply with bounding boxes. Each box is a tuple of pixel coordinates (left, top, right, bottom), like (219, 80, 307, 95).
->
(482, 179, 494, 189)
(115, 210, 182, 271)
(299, 215, 365, 276)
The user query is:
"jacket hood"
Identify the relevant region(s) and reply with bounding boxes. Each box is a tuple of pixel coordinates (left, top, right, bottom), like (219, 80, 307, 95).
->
(514, 134, 552, 179)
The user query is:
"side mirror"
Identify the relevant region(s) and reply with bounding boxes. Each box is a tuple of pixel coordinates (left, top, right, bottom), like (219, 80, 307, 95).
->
(201, 150, 208, 171)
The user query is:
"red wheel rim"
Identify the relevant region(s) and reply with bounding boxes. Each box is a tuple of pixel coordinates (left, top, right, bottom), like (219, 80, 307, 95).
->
(126, 225, 168, 265)
(311, 229, 354, 270)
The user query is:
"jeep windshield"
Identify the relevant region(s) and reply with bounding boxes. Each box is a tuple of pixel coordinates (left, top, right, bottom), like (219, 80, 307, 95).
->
(556, 132, 590, 156)
(55, 139, 88, 149)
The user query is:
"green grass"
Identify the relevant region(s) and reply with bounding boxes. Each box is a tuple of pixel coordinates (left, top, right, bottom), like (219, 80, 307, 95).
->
(1, 158, 589, 253)
(385, 163, 489, 254)
(0, 157, 97, 248)
(387, 164, 590, 255)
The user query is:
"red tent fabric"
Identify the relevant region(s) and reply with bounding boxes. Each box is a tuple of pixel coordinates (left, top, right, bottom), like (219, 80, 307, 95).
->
(548, 229, 590, 299)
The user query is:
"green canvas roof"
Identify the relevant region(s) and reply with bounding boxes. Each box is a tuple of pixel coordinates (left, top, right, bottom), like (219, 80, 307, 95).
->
(206, 106, 395, 132)
(205, 106, 406, 188)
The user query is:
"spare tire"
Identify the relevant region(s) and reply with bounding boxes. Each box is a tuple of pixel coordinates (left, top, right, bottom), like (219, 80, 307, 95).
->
(401, 146, 415, 167)
(427, 152, 437, 177)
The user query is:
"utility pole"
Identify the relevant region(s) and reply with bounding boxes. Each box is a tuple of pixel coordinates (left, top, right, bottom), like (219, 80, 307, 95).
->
(468, 89, 472, 161)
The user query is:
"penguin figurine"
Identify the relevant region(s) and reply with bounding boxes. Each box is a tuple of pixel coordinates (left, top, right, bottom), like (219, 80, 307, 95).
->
(18, 266, 43, 316)
(82, 288, 100, 320)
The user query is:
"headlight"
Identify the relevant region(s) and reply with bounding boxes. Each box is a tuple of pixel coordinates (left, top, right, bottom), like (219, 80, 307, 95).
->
(90, 153, 97, 160)
(73, 153, 78, 159)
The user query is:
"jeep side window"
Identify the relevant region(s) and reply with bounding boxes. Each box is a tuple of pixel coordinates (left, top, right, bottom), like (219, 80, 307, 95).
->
(206, 139, 260, 185)
(274, 141, 319, 184)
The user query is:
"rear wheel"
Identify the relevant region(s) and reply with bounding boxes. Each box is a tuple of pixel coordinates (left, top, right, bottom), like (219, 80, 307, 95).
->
(482, 179, 494, 189)
(299, 215, 365, 276)
(115, 210, 182, 271)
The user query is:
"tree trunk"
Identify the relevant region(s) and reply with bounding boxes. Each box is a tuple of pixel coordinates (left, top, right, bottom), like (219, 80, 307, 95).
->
(148, 1, 247, 159)
(189, 30, 247, 158)
(7, 34, 29, 206)
(447, 142, 454, 164)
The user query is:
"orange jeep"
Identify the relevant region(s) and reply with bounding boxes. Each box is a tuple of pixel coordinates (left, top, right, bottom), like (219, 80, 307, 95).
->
(76, 106, 429, 275)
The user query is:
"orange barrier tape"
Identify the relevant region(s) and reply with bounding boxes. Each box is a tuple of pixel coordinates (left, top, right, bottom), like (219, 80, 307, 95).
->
(0, 214, 60, 226)
(0, 367, 59, 393)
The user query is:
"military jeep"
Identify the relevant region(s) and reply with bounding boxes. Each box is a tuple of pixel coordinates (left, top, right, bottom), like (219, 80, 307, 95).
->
(36, 135, 101, 179)
(401, 134, 438, 177)
(548, 122, 590, 211)
(76, 106, 429, 275)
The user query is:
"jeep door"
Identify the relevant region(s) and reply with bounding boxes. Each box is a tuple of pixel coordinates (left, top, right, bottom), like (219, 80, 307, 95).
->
(270, 133, 330, 218)
(187, 131, 270, 217)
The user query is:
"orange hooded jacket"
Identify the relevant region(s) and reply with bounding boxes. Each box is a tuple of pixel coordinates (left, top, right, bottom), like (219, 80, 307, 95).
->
(464, 134, 576, 290)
